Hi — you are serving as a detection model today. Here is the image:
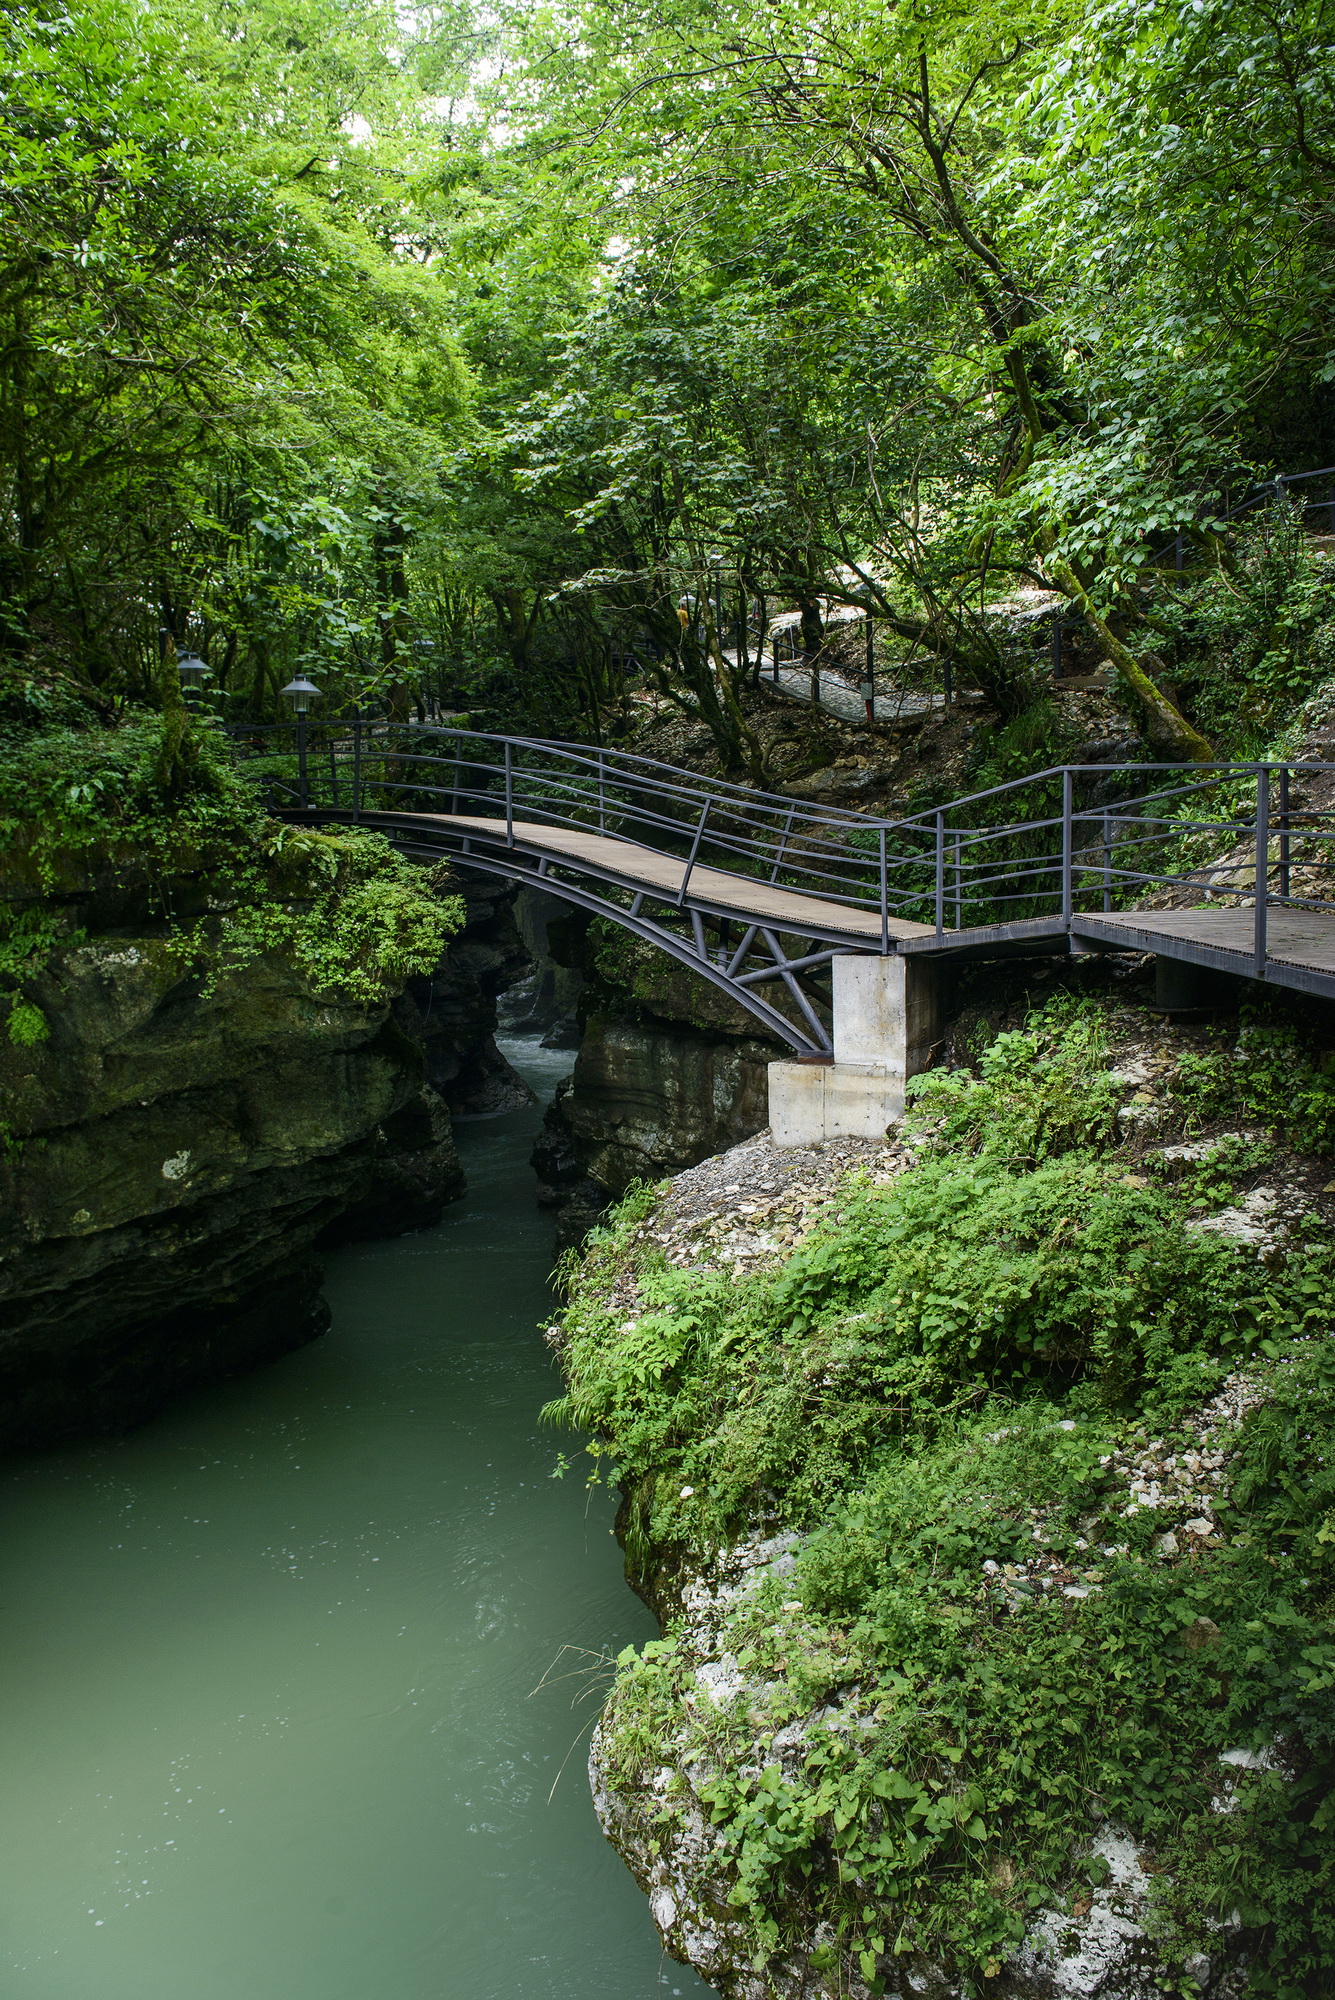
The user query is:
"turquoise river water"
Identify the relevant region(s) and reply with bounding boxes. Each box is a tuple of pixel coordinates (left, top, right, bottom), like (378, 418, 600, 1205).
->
(0, 1036, 713, 2000)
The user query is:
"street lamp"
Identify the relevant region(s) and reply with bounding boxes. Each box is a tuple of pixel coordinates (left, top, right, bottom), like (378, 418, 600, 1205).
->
(176, 648, 210, 697)
(280, 674, 321, 713)
(281, 674, 321, 806)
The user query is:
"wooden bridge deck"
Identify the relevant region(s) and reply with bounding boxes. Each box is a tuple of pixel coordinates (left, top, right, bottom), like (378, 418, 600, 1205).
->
(389, 811, 933, 942)
(359, 810, 1335, 997)
(1075, 905, 1335, 981)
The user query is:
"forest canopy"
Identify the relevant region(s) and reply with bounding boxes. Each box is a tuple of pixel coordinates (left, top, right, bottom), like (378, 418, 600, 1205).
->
(2, 0, 1334, 757)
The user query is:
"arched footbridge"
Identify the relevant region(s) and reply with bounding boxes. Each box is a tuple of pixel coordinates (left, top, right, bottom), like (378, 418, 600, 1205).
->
(248, 724, 1335, 1058)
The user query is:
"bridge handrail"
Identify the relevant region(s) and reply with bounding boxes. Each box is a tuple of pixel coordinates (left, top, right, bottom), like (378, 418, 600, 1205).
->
(232, 720, 1335, 979)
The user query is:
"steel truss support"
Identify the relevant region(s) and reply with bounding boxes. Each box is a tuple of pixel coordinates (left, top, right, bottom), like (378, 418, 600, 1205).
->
(381, 826, 871, 1055)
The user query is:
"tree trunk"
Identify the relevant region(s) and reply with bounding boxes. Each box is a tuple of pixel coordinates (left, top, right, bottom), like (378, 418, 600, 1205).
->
(1047, 559, 1213, 762)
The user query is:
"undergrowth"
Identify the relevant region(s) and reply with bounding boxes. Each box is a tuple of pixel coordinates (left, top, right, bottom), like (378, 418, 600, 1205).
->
(554, 995, 1335, 1998)
(0, 710, 462, 1039)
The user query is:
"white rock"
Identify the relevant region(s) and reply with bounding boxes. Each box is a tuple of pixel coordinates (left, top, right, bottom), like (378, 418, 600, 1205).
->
(695, 1657, 743, 1708)
(649, 1884, 678, 1932)
(1187, 1187, 1288, 1257)
(1219, 1746, 1280, 1771)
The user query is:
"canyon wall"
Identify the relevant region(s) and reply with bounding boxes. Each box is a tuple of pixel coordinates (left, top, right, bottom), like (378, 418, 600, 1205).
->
(0, 864, 528, 1451)
(529, 913, 788, 1242)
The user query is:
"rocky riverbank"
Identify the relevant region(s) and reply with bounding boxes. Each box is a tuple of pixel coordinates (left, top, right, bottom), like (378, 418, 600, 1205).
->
(0, 741, 531, 1449)
(551, 971, 1335, 1999)
(530, 918, 790, 1246)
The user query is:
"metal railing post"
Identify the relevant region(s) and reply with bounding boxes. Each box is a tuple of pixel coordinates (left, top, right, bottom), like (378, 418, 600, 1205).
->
(953, 831, 963, 928)
(1254, 766, 1270, 977)
(1278, 765, 1290, 903)
(769, 808, 795, 883)
(1102, 809, 1111, 912)
(505, 741, 514, 846)
(677, 800, 710, 907)
(598, 750, 606, 832)
(772, 636, 780, 684)
(935, 811, 945, 938)
(879, 827, 888, 953)
(352, 720, 362, 821)
(1061, 769, 1074, 922)
(297, 712, 308, 808)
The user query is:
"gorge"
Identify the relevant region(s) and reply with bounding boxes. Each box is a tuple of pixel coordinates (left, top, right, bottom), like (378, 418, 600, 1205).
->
(6, 0, 1335, 1987)
(0, 1029, 710, 2000)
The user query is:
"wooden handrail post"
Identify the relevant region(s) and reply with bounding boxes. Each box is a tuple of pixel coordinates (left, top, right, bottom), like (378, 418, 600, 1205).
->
(1254, 766, 1270, 977)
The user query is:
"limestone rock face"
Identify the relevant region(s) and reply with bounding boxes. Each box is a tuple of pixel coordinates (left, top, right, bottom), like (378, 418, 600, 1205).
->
(0, 857, 543, 1451)
(529, 917, 790, 1243)
(397, 869, 535, 1116)
(536, 1012, 773, 1187)
(497, 886, 587, 1039)
(0, 925, 466, 1451)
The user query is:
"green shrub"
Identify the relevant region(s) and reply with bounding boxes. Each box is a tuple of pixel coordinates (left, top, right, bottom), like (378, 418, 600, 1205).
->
(561, 993, 1335, 1995)
(1170, 1007, 1335, 1155)
(904, 996, 1122, 1160)
(0, 713, 463, 1012)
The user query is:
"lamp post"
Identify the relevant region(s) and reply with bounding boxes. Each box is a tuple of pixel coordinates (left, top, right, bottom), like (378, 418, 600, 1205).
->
(175, 648, 210, 704)
(281, 674, 321, 807)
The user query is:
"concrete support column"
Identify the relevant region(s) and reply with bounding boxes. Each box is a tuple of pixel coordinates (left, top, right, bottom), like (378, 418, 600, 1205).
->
(767, 954, 941, 1147)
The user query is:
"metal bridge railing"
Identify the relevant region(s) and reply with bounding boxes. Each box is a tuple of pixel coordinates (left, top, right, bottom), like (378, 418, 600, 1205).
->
(228, 721, 1335, 980)
(228, 720, 913, 945)
(877, 759, 1335, 975)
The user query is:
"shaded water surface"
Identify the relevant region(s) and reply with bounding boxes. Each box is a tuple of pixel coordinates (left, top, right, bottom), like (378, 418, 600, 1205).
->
(0, 1037, 711, 2000)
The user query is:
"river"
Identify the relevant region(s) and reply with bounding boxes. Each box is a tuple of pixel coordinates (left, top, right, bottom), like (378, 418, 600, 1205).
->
(0, 1036, 712, 2000)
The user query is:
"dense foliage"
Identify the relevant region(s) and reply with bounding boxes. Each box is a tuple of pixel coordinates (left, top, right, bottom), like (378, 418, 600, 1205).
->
(0, 709, 463, 1038)
(555, 997, 1335, 1994)
(4, 0, 1335, 759)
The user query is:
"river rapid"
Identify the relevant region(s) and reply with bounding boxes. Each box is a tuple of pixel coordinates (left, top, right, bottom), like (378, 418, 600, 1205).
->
(0, 1036, 711, 2000)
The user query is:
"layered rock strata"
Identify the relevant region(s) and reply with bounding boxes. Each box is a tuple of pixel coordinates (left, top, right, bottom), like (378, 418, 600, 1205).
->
(0, 865, 529, 1451)
(530, 919, 790, 1244)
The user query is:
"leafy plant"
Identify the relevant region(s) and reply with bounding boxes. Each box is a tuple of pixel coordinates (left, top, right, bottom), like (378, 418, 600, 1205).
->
(559, 990, 1335, 1994)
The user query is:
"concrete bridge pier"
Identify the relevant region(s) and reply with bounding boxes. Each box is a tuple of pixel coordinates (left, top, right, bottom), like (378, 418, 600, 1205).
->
(768, 955, 941, 1146)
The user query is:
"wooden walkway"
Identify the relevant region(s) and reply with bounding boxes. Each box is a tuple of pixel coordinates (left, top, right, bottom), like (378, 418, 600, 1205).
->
(1074, 905, 1335, 989)
(397, 811, 934, 942)
(350, 810, 1335, 1003)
